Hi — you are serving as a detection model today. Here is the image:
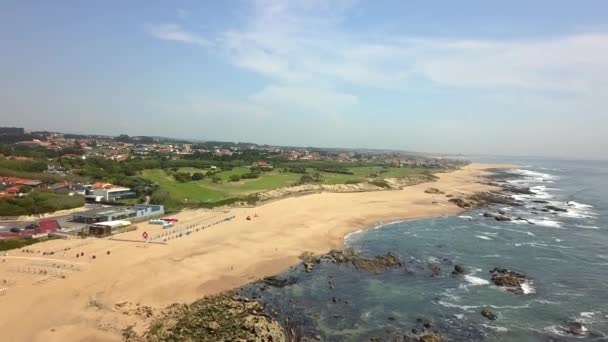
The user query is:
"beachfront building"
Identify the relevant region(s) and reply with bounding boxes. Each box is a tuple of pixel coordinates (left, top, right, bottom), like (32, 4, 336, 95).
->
(72, 204, 164, 224)
(88, 220, 132, 237)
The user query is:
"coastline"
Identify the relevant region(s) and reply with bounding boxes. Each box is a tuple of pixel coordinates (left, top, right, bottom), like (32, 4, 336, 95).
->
(0, 163, 513, 341)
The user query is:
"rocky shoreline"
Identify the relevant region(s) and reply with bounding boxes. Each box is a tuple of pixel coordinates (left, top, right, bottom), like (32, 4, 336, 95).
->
(130, 167, 597, 341)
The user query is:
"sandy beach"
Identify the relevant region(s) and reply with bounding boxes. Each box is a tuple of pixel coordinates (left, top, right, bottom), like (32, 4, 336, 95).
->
(0, 163, 509, 341)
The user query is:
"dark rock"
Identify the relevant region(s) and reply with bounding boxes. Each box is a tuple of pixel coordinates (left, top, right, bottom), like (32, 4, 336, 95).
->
(425, 188, 445, 195)
(498, 209, 507, 215)
(470, 192, 519, 207)
(448, 198, 471, 208)
(481, 308, 497, 321)
(502, 186, 534, 195)
(494, 215, 511, 222)
(314, 249, 402, 273)
(303, 262, 315, 273)
(259, 275, 298, 288)
(532, 200, 549, 204)
(567, 322, 588, 336)
(545, 205, 568, 212)
(452, 264, 465, 275)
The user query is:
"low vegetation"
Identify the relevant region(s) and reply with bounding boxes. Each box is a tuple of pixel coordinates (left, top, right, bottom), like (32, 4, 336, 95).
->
(0, 191, 84, 216)
(141, 164, 439, 210)
(0, 236, 55, 252)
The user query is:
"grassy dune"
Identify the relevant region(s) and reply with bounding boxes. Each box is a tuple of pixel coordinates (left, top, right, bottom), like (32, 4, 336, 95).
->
(141, 166, 436, 207)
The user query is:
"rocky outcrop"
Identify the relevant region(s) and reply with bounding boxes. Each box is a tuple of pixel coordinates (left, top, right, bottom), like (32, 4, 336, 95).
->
(137, 292, 286, 342)
(566, 321, 589, 336)
(545, 205, 568, 212)
(259, 276, 298, 288)
(452, 264, 465, 275)
(490, 267, 528, 294)
(495, 215, 511, 222)
(481, 308, 497, 321)
(301, 249, 402, 274)
(448, 198, 471, 208)
(469, 192, 519, 207)
(424, 188, 445, 195)
(483, 212, 512, 221)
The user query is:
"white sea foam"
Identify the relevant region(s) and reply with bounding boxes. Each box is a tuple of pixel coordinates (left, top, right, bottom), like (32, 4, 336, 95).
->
(567, 201, 594, 209)
(577, 225, 600, 229)
(559, 211, 595, 219)
(511, 168, 556, 179)
(480, 254, 504, 258)
(427, 256, 440, 264)
(521, 281, 536, 294)
(458, 215, 473, 220)
(481, 324, 508, 333)
(344, 229, 363, 242)
(475, 235, 492, 240)
(463, 274, 490, 286)
(528, 219, 563, 228)
(515, 242, 572, 249)
(437, 301, 480, 311)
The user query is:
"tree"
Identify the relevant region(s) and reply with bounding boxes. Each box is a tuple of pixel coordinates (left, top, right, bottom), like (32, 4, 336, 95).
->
(173, 172, 191, 183)
(191, 172, 205, 181)
(150, 189, 170, 205)
(229, 174, 241, 182)
(241, 171, 260, 179)
(18, 185, 33, 194)
(299, 174, 314, 183)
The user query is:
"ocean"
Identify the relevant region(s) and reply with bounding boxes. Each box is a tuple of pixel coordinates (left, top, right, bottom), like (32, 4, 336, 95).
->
(244, 158, 608, 341)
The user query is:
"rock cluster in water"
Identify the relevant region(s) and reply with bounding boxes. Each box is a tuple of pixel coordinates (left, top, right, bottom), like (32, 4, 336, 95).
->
(490, 267, 528, 294)
(480, 307, 497, 321)
(300, 249, 402, 274)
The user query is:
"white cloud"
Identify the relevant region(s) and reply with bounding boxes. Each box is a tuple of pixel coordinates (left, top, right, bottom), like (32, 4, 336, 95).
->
(147, 1, 608, 97)
(145, 1, 608, 156)
(249, 85, 358, 115)
(146, 24, 210, 46)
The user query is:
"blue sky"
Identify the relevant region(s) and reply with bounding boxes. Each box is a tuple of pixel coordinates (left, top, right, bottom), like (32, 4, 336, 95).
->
(1, 0, 607, 158)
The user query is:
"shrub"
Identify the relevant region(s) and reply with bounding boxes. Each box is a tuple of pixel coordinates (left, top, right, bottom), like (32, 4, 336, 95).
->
(173, 172, 191, 183)
(299, 174, 315, 183)
(191, 172, 205, 181)
(212, 176, 222, 183)
(240, 172, 260, 179)
(229, 175, 241, 182)
(0, 191, 84, 216)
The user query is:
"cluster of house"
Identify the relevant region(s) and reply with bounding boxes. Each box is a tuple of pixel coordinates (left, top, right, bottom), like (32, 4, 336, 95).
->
(0, 177, 135, 203)
(0, 177, 44, 198)
(51, 182, 136, 202)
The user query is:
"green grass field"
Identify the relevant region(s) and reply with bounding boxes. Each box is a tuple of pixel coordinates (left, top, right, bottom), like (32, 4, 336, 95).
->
(141, 165, 436, 206)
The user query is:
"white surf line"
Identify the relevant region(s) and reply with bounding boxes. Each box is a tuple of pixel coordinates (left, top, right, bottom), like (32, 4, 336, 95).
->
(0, 256, 84, 265)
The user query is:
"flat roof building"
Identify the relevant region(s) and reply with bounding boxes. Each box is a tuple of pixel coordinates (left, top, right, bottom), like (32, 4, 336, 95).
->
(72, 205, 164, 224)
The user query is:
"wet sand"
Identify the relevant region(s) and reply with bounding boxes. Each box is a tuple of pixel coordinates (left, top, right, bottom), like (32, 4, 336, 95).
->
(0, 163, 510, 341)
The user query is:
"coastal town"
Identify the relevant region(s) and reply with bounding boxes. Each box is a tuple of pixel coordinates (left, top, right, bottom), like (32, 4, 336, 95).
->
(0, 126, 466, 242)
